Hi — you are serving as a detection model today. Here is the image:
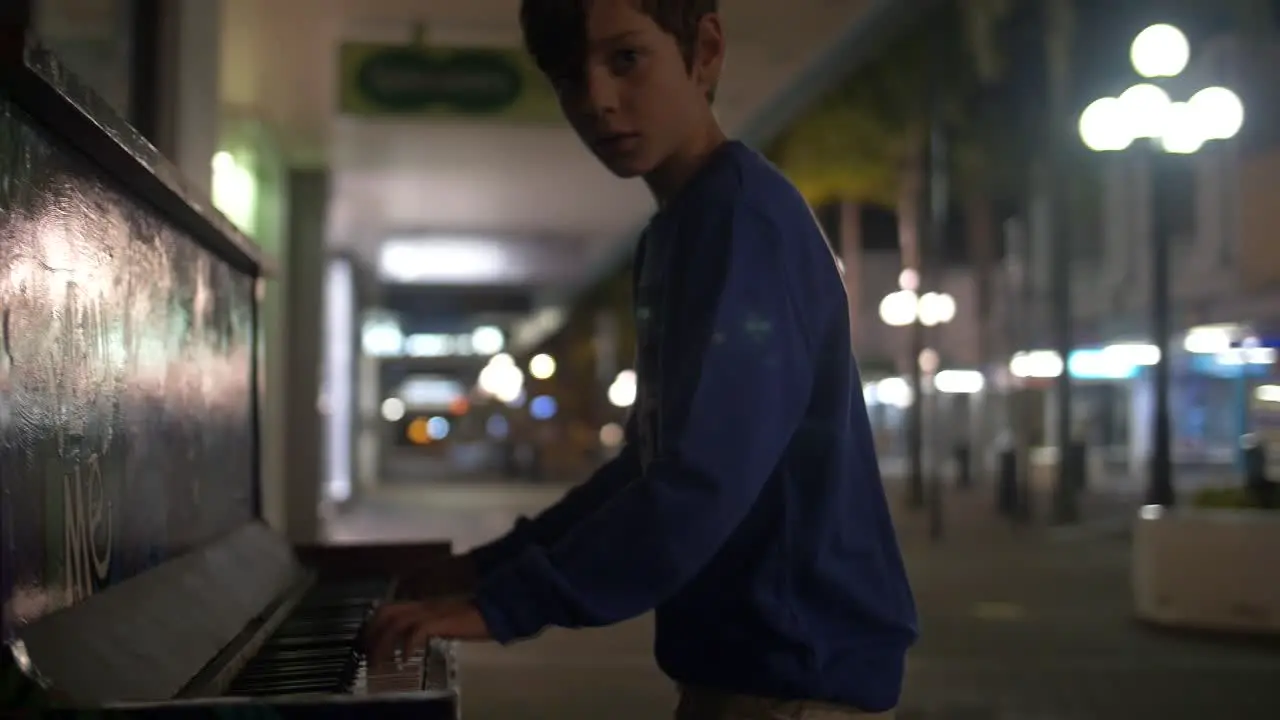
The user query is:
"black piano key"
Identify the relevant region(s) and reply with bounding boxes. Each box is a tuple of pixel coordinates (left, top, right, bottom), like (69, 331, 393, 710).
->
(232, 680, 343, 696)
(286, 609, 370, 622)
(234, 668, 351, 687)
(278, 625, 360, 637)
(288, 607, 370, 618)
(294, 618, 365, 629)
(264, 634, 360, 648)
(250, 648, 353, 662)
(239, 659, 352, 675)
(302, 595, 380, 605)
(234, 666, 354, 685)
(248, 654, 353, 668)
(243, 655, 354, 669)
(256, 643, 356, 655)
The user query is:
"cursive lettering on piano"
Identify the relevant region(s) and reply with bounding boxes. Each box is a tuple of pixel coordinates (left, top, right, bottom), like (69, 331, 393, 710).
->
(62, 439, 113, 604)
(46, 286, 118, 605)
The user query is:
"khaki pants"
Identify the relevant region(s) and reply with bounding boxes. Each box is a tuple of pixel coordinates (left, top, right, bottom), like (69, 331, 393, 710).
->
(675, 686, 896, 720)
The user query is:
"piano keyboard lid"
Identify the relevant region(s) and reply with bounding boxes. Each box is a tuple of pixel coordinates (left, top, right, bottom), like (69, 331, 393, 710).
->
(5, 523, 307, 707)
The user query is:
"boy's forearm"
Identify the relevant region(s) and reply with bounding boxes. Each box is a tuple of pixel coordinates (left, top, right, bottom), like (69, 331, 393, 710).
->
(466, 443, 641, 576)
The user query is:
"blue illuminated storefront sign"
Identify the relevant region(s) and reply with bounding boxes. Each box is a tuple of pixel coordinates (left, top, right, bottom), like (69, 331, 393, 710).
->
(1067, 349, 1141, 380)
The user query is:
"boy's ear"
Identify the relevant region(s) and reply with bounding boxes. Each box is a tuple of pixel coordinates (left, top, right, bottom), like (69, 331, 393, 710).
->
(692, 12, 725, 100)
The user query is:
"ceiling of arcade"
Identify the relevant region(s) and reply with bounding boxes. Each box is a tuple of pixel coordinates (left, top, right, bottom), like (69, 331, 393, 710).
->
(219, 0, 901, 336)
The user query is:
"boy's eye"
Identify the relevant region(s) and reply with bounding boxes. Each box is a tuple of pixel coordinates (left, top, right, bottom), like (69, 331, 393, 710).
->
(548, 49, 641, 95)
(609, 49, 641, 74)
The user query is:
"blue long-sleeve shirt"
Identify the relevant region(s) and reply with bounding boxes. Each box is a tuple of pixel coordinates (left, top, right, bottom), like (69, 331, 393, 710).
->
(470, 141, 917, 712)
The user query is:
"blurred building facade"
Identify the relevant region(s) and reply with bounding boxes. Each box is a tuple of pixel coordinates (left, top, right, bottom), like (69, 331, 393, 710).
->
(1005, 36, 1280, 480)
(25, 0, 1280, 508)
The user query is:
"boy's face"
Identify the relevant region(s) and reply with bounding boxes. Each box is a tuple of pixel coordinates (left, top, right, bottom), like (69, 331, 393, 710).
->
(552, 0, 723, 179)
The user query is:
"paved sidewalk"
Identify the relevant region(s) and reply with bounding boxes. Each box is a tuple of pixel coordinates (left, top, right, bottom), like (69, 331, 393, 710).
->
(892, 487, 1280, 718)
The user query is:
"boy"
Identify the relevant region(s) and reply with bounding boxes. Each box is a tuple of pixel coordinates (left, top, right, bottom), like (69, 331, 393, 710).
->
(363, 0, 918, 716)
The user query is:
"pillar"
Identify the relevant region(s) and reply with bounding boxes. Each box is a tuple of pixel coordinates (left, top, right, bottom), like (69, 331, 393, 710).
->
(594, 310, 618, 384)
(152, 0, 221, 196)
(356, 352, 382, 496)
(1043, 385, 1059, 453)
(322, 257, 356, 511)
(31, 0, 134, 113)
(333, 253, 379, 504)
(280, 169, 328, 543)
(1129, 378, 1152, 487)
(838, 202, 862, 338)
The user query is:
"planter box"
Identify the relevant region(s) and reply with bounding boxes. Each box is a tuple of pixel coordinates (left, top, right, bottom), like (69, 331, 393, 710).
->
(1133, 506, 1280, 634)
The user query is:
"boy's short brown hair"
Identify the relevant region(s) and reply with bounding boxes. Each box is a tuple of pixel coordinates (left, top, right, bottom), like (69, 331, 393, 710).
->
(520, 0, 718, 80)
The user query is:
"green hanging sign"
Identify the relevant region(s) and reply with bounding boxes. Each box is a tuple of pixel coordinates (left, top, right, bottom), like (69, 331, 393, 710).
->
(338, 43, 561, 123)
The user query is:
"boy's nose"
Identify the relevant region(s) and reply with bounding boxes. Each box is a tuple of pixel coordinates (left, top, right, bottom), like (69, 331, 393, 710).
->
(581, 68, 621, 117)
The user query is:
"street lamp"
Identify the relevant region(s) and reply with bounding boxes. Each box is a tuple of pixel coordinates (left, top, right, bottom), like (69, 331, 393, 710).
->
(878, 286, 957, 329)
(478, 353, 524, 404)
(528, 353, 556, 380)
(1130, 23, 1190, 79)
(880, 272, 958, 527)
(1077, 23, 1244, 507)
(607, 370, 636, 409)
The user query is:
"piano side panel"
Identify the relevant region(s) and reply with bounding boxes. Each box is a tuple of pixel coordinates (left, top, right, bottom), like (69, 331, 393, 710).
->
(0, 93, 257, 638)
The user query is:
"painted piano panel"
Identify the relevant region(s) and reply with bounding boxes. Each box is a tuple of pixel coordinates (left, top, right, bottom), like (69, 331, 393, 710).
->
(0, 95, 257, 637)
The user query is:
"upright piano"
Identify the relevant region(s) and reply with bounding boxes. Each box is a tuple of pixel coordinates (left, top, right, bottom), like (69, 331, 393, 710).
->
(2, 530, 461, 717)
(0, 30, 458, 717)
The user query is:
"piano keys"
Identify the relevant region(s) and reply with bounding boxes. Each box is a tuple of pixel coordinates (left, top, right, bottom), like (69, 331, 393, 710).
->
(227, 578, 391, 697)
(0, 524, 460, 717)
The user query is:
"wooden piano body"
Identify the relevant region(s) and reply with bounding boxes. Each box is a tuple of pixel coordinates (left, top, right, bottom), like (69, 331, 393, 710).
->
(0, 28, 457, 716)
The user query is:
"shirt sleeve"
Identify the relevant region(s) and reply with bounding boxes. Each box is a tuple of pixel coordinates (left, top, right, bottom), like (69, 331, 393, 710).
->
(467, 416, 642, 576)
(473, 201, 818, 642)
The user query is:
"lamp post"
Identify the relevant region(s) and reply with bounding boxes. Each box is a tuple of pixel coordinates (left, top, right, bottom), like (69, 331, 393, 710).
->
(1077, 23, 1244, 507)
(880, 275, 957, 535)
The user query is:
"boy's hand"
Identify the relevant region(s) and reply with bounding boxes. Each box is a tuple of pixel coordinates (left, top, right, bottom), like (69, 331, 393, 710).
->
(362, 598, 491, 663)
(396, 555, 478, 600)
